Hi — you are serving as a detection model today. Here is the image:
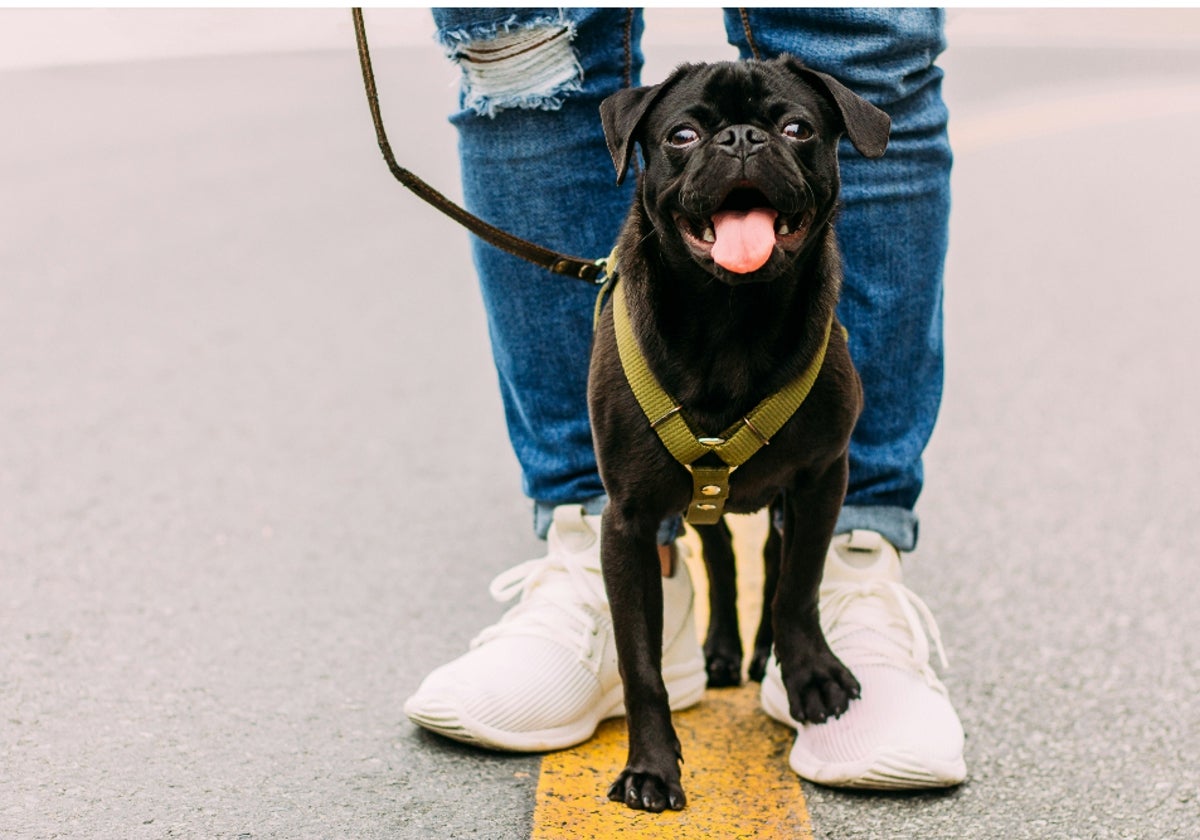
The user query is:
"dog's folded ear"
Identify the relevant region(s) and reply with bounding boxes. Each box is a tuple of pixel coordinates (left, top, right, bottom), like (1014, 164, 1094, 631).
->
(600, 66, 690, 186)
(782, 56, 891, 159)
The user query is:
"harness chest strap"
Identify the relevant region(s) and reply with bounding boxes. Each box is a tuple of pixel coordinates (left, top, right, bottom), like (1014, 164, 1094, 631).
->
(608, 277, 837, 525)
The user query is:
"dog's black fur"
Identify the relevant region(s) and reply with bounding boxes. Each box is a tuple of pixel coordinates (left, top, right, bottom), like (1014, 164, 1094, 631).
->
(588, 57, 890, 812)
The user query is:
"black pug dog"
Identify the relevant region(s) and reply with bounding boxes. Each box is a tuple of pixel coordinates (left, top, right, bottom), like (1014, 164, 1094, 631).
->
(588, 56, 890, 812)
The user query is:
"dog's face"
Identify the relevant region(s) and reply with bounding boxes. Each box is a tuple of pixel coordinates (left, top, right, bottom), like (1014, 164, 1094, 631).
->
(601, 57, 890, 284)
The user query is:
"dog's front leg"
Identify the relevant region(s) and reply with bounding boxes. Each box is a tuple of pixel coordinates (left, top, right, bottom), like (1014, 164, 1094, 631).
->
(600, 507, 686, 812)
(773, 455, 861, 724)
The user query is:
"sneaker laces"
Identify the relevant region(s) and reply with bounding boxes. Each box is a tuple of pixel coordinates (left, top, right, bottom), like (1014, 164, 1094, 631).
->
(470, 551, 608, 658)
(820, 578, 950, 692)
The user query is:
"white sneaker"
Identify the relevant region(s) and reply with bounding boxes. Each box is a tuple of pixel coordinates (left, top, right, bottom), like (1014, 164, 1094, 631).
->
(761, 530, 966, 789)
(403, 505, 707, 752)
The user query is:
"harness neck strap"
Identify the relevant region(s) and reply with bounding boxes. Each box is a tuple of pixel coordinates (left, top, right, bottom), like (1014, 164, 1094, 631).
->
(609, 277, 835, 524)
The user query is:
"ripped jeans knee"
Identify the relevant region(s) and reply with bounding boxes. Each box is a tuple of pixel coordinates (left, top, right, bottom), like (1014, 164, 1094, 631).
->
(433, 8, 641, 118)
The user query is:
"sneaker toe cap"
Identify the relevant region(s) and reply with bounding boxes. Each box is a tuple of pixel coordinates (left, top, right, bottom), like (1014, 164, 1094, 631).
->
(790, 665, 965, 789)
(404, 638, 608, 750)
(403, 689, 481, 745)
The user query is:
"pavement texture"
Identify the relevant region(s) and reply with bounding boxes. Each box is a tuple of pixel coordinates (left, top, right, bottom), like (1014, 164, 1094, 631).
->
(3, 9, 1200, 840)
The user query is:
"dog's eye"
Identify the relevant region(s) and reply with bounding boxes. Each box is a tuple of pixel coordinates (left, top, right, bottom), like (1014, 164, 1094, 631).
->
(782, 122, 814, 141)
(668, 127, 700, 148)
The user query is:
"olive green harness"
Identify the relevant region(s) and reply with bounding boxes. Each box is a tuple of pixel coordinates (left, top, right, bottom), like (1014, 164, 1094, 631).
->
(596, 255, 837, 525)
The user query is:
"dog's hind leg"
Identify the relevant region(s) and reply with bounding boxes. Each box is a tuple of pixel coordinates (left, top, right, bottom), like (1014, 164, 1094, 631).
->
(748, 500, 782, 682)
(694, 518, 744, 687)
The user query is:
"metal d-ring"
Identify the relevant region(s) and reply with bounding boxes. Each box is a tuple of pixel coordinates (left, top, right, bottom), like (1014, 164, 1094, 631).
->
(742, 415, 771, 446)
(649, 405, 682, 430)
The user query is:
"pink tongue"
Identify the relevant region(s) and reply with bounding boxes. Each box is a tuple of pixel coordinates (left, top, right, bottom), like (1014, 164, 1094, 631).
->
(710, 208, 778, 274)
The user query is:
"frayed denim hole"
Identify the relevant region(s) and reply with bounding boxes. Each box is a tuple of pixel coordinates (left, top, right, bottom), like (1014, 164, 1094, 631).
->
(442, 19, 584, 118)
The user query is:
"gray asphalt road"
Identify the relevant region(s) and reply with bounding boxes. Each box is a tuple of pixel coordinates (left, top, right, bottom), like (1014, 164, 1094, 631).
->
(3, 17, 1199, 840)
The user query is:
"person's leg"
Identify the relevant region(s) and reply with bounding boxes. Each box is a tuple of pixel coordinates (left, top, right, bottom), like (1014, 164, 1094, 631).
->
(432, 7, 635, 534)
(725, 8, 966, 789)
(726, 7, 949, 552)
(404, 8, 704, 751)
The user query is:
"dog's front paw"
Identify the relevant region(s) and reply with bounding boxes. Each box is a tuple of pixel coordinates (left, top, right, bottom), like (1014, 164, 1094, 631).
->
(607, 767, 686, 812)
(782, 651, 861, 724)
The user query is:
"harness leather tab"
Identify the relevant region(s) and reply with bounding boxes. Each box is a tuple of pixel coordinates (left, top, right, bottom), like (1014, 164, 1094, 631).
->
(687, 466, 731, 524)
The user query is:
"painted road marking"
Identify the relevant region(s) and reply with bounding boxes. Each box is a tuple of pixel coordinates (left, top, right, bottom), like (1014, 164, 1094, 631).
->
(531, 513, 813, 839)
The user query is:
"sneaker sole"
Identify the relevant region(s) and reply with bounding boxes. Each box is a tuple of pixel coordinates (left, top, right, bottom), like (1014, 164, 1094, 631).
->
(760, 671, 966, 790)
(406, 657, 708, 753)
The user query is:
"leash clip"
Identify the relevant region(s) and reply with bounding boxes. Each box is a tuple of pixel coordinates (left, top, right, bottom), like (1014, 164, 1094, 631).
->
(592, 257, 609, 283)
(592, 247, 620, 285)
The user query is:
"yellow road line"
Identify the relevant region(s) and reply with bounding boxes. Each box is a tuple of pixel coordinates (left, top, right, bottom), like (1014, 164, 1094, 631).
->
(532, 513, 812, 839)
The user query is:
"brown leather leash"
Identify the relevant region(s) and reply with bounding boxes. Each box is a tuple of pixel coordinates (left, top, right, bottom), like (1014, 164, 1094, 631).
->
(350, 8, 608, 284)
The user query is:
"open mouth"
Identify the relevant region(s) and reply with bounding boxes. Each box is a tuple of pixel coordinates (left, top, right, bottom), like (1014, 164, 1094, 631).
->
(675, 188, 809, 275)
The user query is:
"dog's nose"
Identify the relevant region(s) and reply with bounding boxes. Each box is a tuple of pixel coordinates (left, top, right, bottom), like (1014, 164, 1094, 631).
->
(715, 124, 768, 158)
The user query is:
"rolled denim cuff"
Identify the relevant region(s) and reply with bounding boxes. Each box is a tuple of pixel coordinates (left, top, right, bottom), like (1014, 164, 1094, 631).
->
(533, 496, 681, 546)
(835, 505, 919, 552)
(534, 495, 607, 539)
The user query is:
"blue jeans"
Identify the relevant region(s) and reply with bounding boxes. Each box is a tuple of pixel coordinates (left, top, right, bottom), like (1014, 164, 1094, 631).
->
(431, 8, 950, 552)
